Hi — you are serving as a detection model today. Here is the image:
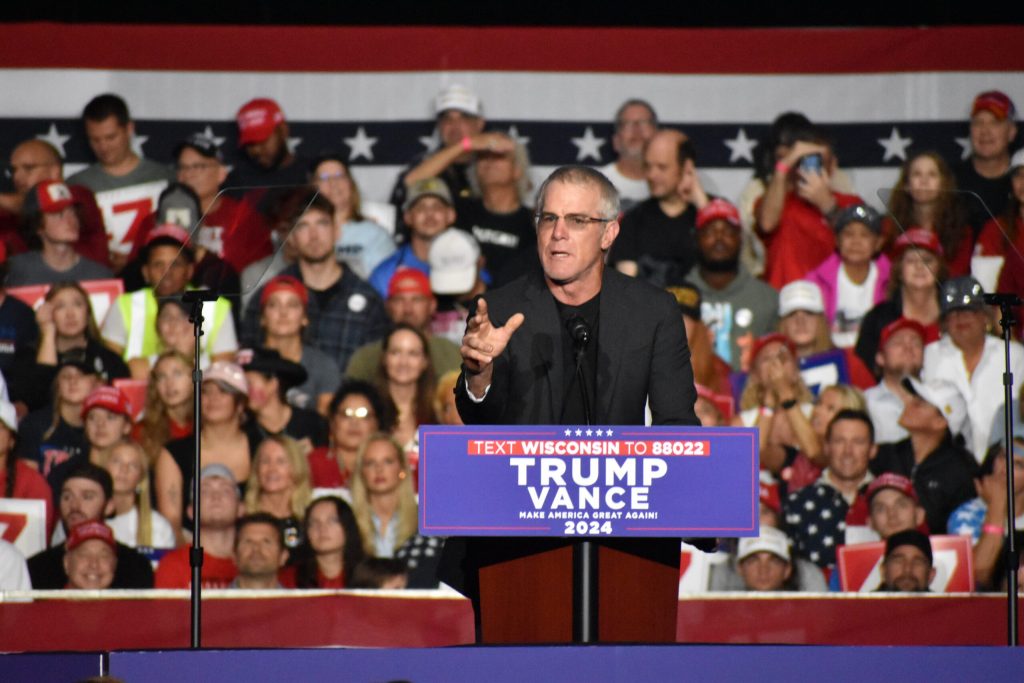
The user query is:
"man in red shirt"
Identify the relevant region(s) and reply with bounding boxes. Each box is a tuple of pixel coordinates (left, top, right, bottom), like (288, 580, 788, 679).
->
(154, 464, 241, 589)
(756, 129, 862, 290)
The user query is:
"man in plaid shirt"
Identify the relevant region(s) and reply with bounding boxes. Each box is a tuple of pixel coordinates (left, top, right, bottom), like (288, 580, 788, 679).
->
(241, 192, 388, 371)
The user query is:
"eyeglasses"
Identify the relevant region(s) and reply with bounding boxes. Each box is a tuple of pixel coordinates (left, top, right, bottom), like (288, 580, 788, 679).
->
(535, 212, 613, 231)
(176, 162, 217, 173)
(339, 406, 372, 420)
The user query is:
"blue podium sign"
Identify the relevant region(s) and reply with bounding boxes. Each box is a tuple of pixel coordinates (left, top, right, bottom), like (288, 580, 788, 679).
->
(419, 425, 759, 538)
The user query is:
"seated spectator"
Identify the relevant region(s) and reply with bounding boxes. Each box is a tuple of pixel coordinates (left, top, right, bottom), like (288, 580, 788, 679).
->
(665, 281, 731, 397)
(374, 324, 436, 460)
(243, 435, 312, 551)
(453, 132, 538, 287)
(0, 253, 39, 411)
(351, 433, 418, 558)
(428, 228, 487, 348)
(883, 151, 972, 277)
(104, 440, 175, 550)
(14, 349, 98, 486)
(953, 91, 1018, 236)
(230, 512, 289, 589)
(154, 464, 241, 589)
(867, 473, 928, 540)
(0, 138, 108, 264)
(27, 463, 153, 588)
(238, 347, 327, 452)
(66, 93, 174, 270)
(62, 520, 118, 590)
(156, 361, 257, 542)
(346, 268, 462, 383)
(137, 350, 194, 464)
(783, 409, 876, 572)
(685, 198, 778, 372)
(6, 181, 113, 287)
(308, 380, 394, 490)
(34, 281, 129, 384)
(311, 154, 395, 280)
(600, 99, 658, 211)
(101, 224, 238, 366)
(854, 228, 943, 374)
(281, 496, 366, 588)
(776, 280, 875, 390)
(47, 385, 134, 512)
(733, 334, 818, 474)
(870, 377, 978, 535)
(434, 370, 463, 426)
(864, 318, 927, 445)
(0, 398, 55, 537)
(348, 556, 409, 589)
(948, 435, 1024, 591)
(876, 529, 935, 592)
(755, 127, 863, 290)
(0, 540, 31, 590)
(370, 178, 456, 298)
(923, 276, 1024, 461)
(976, 148, 1024, 337)
(805, 204, 890, 349)
(735, 527, 798, 591)
(257, 275, 341, 415)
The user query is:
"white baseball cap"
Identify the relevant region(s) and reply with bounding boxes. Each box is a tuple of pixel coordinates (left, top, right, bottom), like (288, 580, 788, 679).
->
(778, 280, 824, 317)
(428, 229, 481, 295)
(737, 527, 792, 563)
(434, 84, 482, 117)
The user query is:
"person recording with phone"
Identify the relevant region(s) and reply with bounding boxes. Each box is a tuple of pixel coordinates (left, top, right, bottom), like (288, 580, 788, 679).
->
(755, 128, 864, 291)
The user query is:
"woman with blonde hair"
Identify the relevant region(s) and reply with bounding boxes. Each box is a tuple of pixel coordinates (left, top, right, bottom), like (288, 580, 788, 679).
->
(105, 439, 175, 549)
(244, 434, 312, 550)
(350, 432, 418, 558)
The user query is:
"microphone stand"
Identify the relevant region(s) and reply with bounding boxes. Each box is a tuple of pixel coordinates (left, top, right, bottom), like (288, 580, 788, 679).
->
(182, 289, 220, 649)
(984, 292, 1021, 647)
(568, 318, 598, 643)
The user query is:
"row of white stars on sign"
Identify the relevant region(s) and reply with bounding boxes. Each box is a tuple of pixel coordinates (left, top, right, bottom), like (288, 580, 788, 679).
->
(33, 122, 975, 165)
(562, 428, 614, 437)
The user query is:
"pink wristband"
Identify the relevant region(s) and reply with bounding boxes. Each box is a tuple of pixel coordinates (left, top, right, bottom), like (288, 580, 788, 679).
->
(460, 136, 473, 153)
(774, 160, 790, 176)
(982, 523, 1004, 536)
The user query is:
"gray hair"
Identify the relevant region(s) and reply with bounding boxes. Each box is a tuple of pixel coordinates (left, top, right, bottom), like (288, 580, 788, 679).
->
(533, 165, 621, 220)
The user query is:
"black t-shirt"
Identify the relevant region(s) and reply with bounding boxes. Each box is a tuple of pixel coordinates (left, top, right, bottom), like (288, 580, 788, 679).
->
(224, 156, 311, 219)
(0, 294, 39, 404)
(13, 407, 89, 491)
(453, 198, 538, 288)
(27, 541, 154, 589)
(609, 198, 699, 288)
(251, 406, 328, 448)
(954, 159, 1012, 235)
(555, 292, 600, 425)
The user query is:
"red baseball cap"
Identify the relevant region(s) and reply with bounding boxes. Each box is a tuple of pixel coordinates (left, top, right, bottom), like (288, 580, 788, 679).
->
(24, 180, 76, 215)
(696, 198, 741, 230)
(236, 98, 285, 146)
(388, 267, 433, 299)
(66, 520, 117, 551)
(759, 479, 782, 515)
(260, 275, 309, 308)
(971, 90, 1016, 121)
(866, 472, 918, 503)
(879, 317, 927, 348)
(146, 223, 191, 248)
(81, 386, 133, 420)
(749, 333, 797, 365)
(892, 228, 943, 259)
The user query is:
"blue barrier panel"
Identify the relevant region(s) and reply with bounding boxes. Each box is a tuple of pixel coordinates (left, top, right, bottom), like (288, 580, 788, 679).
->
(0, 653, 100, 683)
(108, 645, 1024, 683)
(419, 425, 758, 538)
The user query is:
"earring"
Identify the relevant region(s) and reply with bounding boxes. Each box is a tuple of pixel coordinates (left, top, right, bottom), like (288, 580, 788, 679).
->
(399, 471, 407, 480)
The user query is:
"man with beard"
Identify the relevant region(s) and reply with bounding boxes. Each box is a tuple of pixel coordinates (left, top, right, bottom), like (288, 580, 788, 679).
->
(241, 192, 388, 372)
(685, 198, 778, 371)
(599, 99, 658, 212)
(877, 529, 935, 592)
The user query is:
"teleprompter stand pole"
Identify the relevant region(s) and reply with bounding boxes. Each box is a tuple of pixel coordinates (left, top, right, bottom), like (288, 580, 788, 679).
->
(984, 292, 1021, 647)
(182, 289, 220, 649)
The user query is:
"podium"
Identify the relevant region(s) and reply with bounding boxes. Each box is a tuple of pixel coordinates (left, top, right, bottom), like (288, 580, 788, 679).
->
(420, 425, 758, 644)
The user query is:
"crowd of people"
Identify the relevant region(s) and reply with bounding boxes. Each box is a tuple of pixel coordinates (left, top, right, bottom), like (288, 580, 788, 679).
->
(0, 82, 1021, 599)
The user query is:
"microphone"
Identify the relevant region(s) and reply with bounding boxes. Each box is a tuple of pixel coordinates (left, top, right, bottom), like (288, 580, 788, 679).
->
(565, 315, 590, 349)
(983, 293, 1023, 307)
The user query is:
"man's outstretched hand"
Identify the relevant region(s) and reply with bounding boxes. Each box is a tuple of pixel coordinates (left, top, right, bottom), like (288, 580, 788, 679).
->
(461, 297, 525, 395)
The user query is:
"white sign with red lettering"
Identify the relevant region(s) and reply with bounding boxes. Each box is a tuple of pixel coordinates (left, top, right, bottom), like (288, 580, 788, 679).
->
(0, 498, 47, 559)
(94, 180, 168, 255)
(6, 279, 125, 329)
(837, 535, 974, 593)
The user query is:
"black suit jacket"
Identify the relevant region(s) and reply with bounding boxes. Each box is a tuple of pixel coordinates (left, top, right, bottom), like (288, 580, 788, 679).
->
(455, 267, 699, 427)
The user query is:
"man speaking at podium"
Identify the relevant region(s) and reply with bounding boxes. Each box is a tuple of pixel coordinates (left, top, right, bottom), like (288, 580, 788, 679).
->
(442, 165, 701, 642)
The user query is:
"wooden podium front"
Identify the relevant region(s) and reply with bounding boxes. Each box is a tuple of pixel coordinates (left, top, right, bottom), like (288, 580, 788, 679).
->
(477, 538, 680, 643)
